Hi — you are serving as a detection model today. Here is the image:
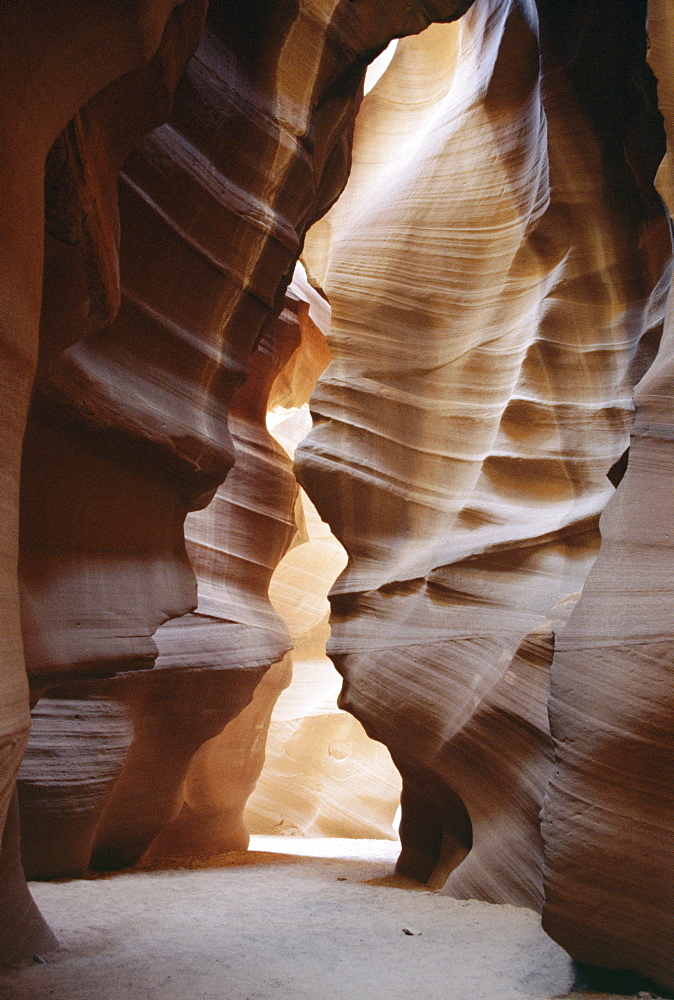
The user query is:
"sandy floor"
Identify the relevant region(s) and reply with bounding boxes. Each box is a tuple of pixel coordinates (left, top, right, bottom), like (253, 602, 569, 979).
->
(0, 839, 663, 1000)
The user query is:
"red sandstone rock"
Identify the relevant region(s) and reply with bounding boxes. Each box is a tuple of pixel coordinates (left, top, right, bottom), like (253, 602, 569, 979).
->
(18, 284, 305, 876)
(0, 0, 205, 963)
(15, 0, 474, 894)
(0, 0, 203, 822)
(2, 0, 673, 991)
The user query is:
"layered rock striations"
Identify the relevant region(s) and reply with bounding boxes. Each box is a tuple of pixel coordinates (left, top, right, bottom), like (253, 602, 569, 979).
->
(2, 0, 674, 991)
(1, 0, 207, 963)
(21, 2, 210, 694)
(111, 267, 333, 867)
(540, 1, 674, 989)
(0, 0, 203, 841)
(6, 0, 475, 961)
(298, 0, 670, 915)
(19, 288, 302, 877)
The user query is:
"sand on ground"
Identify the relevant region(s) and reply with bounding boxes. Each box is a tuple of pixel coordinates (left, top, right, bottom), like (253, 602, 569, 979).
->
(0, 838, 663, 1000)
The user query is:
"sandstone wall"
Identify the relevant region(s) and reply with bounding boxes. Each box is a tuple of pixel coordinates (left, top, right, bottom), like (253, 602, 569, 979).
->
(1, 1, 674, 992)
(539, 2, 674, 989)
(298, 0, 670, 925)
(2, 0, 474, 963)
(0, 0, 208, 962)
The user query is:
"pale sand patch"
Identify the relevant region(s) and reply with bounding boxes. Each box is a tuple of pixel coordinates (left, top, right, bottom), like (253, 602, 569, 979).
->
(0, 837, 631, 1000)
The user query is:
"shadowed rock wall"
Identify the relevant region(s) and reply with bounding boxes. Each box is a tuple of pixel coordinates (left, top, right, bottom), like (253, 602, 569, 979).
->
(0, 0, 208, 963)
(2, 0, 474, 964)
(539, 1, 674, 990)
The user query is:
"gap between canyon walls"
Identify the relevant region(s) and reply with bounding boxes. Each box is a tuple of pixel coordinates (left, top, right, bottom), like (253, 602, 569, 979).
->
(16, 251, 400, 881)
(1, 0, 674, 996)
(244, 378, 403, 843)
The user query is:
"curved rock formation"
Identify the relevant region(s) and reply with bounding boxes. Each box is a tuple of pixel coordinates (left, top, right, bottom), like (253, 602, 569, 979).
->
(539, 2, 674, 990)
(21, 2, 210, 692)
(298, 0, 670, 914)
(3, 0, 674, 991)
(0, 0, 207, 963)
(0, 0, 203, 819)
(19, 322, 296, 876)
(14, 0, 475, 899)
(91, 272, 326, 869)
(18, 263, 331, 874)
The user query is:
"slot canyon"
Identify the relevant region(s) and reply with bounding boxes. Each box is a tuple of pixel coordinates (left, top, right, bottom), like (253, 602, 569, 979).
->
(0, 1, 673, 997)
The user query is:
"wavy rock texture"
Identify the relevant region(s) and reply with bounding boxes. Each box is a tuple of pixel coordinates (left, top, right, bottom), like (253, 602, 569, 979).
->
(0, 0, 198, 830)
(18, 264, 390, 872)
(12, 0, 474, 910)
(298, 0, 670, 914)
(539, 2, 674, 990)
(4, 0, 673, 989)
(21, 2, 209, 691)
(245, 409, 402, 840)
(127, 268, 333, 866)
(18, 268, 319, 876)
(0, 0, 206, 964)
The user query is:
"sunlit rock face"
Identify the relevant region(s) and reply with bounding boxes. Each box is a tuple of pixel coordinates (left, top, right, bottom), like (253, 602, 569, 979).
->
(245, 409, 402, 840)
(298, 0, 670, 917)
(4, 0, 674, 991)
(539, 2, 674, 991)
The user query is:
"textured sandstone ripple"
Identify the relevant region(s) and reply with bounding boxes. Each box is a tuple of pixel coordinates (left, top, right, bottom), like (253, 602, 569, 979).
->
(14, 0, 475, 895)
(2, 0, 674, 990)
(298, 0, 670, 921)
(539, 3, 674, 989)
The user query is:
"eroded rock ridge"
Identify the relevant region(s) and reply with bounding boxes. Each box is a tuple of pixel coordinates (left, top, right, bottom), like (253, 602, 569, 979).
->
(0, 0, 672, 993)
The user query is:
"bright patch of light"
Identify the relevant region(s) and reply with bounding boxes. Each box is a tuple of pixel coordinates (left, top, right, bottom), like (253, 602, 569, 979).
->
(364, 40, 398, 94)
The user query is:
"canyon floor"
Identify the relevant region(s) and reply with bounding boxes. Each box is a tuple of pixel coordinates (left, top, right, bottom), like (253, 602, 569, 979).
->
(0, 838, 663, 1000)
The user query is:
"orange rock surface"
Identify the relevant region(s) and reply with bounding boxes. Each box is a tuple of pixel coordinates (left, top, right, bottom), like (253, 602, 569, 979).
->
(540, 2, 674, 989)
